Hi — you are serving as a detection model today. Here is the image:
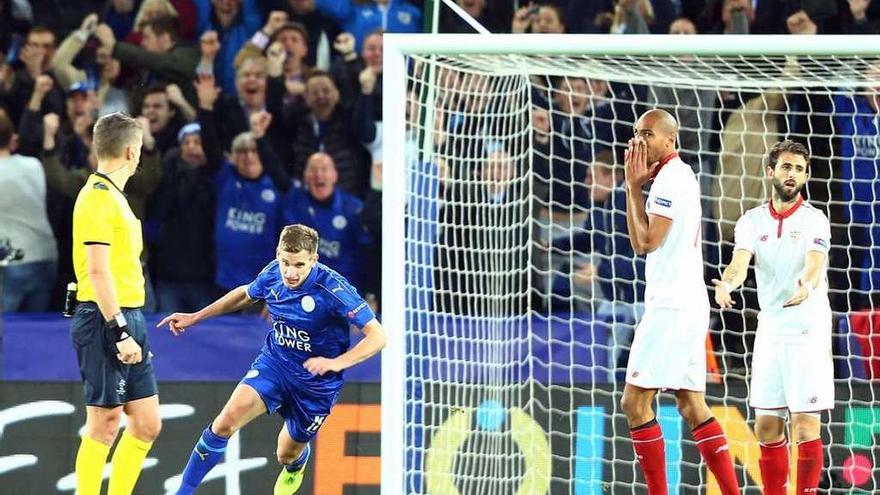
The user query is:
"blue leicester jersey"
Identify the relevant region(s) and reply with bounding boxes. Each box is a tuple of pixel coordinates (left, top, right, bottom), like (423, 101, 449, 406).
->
(214, 163, 282, 289)
(833, 93, 880, 225)
(282, 187, 373, 287)
(246, 260, 376, 392)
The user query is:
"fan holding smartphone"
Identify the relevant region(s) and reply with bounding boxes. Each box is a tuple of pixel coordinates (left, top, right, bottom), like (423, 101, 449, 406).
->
(511, 3, 565, 33)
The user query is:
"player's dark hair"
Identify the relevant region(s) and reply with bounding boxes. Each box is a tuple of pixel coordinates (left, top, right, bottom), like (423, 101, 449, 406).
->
(279, 224, 319, 254)
(93, 112, 142, 160)
(766, 140, 810, 170)
(0, 108, 14, 149)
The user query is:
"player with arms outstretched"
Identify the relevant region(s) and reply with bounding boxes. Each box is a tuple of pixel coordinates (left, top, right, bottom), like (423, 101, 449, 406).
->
(714, 140, 831, 495)
(158, 224, 387, 495)
(621, 109, 740, 495)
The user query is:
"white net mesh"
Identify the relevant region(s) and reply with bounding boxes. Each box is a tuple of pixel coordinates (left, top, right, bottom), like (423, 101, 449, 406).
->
(398, 52, 880, 494)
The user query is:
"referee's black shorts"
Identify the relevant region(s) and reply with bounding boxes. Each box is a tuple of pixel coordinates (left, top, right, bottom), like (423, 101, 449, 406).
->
(70, 303, 158, 406)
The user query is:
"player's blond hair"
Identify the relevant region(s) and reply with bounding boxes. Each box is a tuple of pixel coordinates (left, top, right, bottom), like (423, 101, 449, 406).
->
(278, 224, 319, 255)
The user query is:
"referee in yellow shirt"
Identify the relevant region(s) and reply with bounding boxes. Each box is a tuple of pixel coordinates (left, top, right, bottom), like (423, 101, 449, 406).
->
(70, 112, 161, 495)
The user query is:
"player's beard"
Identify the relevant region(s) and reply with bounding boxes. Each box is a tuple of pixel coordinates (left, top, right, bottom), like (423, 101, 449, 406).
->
(772, 177, 803, 203)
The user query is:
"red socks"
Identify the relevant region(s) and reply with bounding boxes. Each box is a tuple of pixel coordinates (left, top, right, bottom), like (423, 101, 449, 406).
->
(758, 437, 823, 494)
(692, 418, 740, 495)
(630, 420, 667, 495)
(759, 439, 789, 495)
(797, 438, 823, 494)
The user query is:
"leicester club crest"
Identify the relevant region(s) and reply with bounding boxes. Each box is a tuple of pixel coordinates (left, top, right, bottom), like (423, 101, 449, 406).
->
(301, 295, 316, 313)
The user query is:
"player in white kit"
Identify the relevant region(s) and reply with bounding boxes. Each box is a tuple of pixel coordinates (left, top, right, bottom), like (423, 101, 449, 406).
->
(713, 140, 831, 495)
(620, 109, 739, 495)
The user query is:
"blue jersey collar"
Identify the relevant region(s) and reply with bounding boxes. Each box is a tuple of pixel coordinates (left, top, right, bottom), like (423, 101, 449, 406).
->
(291, 263, 320, 293)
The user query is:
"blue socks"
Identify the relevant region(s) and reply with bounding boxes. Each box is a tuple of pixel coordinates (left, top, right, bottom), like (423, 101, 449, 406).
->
(285, 443, 311, 473)
(176, 425, 229, 495)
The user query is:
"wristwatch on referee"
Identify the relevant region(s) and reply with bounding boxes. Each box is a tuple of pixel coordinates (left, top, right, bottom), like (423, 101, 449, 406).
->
(106, 312, 131, 342)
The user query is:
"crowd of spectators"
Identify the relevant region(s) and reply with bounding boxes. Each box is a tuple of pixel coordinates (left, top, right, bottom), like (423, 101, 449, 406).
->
(1, 0, 879, 377)
(0, 0, 413, 314)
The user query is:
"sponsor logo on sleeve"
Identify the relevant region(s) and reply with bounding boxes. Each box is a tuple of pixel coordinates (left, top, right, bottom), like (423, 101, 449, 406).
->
(813, 238, 828, 249)
(654, 197, 672, 208)
(347, 302, 369, 320)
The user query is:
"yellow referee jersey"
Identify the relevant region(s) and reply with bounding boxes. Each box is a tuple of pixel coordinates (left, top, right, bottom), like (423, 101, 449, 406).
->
(72, 173, 145, 307)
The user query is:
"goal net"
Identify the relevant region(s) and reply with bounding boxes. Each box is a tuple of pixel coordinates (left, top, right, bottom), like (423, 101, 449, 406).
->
(381, 34, 880, 494)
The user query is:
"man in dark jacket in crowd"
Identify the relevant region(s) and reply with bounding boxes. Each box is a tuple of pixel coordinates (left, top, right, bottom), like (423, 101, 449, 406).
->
(290, 70, 370, 196)
(150, 122, 220, 312)
(95, 15, 200, 108)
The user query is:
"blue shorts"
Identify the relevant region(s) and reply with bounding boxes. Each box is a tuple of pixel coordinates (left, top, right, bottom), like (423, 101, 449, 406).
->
(241, 353, 341, 442)
(70, 303, 158, 406)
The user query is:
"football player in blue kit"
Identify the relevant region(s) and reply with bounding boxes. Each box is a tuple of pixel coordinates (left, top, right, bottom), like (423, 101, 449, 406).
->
(157, 224, 387, 494)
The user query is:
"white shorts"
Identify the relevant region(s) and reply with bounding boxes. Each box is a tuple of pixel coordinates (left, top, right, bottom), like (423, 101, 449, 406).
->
(625, 306, 709, 391)
(749, 334, 834, 413)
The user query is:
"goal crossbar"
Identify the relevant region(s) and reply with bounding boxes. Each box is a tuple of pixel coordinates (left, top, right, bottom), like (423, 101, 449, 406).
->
(384, 33, 880, 56)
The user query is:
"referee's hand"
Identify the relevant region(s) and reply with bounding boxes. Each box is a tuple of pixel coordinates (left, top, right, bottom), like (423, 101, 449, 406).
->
(116, 337, 143, 364)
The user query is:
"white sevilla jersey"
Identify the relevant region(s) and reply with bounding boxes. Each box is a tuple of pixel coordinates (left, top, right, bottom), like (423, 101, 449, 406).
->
(643, 154, 708, 311)
(734, 197, 833, 340)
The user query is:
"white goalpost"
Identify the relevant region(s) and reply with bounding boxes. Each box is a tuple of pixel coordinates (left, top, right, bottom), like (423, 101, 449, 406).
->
(382, 33, 880, 494)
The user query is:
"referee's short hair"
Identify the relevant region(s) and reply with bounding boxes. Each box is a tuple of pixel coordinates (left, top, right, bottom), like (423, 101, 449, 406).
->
(93, 112, 142, 160)
(278, 225, 319, 255)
